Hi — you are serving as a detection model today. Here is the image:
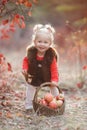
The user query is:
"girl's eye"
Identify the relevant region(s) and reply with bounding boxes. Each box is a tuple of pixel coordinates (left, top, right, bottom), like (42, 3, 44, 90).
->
(38, 41, 41, 43)
(44, 41, 48, 43)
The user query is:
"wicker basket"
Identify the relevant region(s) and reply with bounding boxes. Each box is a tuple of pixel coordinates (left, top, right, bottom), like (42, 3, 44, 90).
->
(33, 82, 65, 116)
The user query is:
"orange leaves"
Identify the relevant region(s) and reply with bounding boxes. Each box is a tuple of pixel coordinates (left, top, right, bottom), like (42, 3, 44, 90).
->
(2, 19, 9, 25)
(0, 0, 39, 39)
(6, 112, 13, 119)
(7, 14, 25, 28)
(16, 112, 23, 117)
(12, 14, 21, 24)
(1, 101, 12, 107)
(28, 11, 32, 17)
(20, 15, 25, 21)
(0, 53, 14, 94)
(82, 65, 87, 70)
(76, 65, 87, 89)
(12, 14, 26, 29)
(0, 21, 15, 39)
(5, 112, 23, 119)
(17, 0, 37, 6)
(0, 53, 4, 57)
(0, 14, 26, 39)
(2, 0, 8, 5)
(17, 0, 32, 7)
(18, 0, 24, 3)
(24, 1, 32, 7)
(77, 82, 84, 89)
(0, 26, 9, 39)
(7, 63, 12, 72)
(0, 53, 12, 72)
(19, 21, 26, 29)
(33, 0, 38, 4)
(0, 112, 2, 117)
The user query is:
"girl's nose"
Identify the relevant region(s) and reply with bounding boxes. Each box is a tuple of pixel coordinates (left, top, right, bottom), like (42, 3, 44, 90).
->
(39, 42, 44, 46)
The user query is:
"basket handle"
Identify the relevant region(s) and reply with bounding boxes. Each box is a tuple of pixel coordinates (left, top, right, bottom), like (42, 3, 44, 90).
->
(40, 82, 62, 93)
(33, 82, 62, 102)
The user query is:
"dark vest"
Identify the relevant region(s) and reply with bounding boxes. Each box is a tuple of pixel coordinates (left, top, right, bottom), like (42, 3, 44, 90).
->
(27, 46, 57, 86)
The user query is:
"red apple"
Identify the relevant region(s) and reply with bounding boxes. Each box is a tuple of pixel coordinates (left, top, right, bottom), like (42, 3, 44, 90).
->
(55, 95, 60, 100)
(59, 93, 64, 101)
(49, 99, 58, 109)
(40, 99, 48, 106)
(56, 100, 63, 107)
(44, 93, 54, 103)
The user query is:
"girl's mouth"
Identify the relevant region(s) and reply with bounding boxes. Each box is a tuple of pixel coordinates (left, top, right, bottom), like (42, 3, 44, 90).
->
(39, 47, 45, 50)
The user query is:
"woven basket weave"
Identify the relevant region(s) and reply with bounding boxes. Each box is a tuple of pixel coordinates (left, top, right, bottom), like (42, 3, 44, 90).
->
(33, 82, 65, 116)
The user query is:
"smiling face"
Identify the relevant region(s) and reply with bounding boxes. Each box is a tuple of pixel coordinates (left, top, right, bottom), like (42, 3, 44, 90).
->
(34, 32, 52, 56)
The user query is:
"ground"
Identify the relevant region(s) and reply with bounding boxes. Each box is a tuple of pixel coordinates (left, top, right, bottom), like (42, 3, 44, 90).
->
(0, 82, 87, 130)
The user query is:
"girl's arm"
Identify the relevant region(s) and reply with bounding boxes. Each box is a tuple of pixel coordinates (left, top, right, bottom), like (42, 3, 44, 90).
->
(50, 57, 59, 85)
(22, 57, 29, 72)
(22, 57, 29, 82)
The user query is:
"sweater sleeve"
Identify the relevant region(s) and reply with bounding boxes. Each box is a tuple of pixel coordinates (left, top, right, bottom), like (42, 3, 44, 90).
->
(50, 57, 59, 82)
(22, 57, 29, 71)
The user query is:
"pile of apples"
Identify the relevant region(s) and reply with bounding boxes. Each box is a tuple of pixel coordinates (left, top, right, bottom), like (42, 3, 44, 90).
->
(37, 92, 65, 109)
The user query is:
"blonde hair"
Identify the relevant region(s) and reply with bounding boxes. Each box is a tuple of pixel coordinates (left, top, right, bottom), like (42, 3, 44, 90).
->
(32, 24, 55, 44)
(26, 24, 55, 53)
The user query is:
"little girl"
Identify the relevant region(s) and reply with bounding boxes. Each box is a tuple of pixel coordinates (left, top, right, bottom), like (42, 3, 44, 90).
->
(22, 24, 59, 110)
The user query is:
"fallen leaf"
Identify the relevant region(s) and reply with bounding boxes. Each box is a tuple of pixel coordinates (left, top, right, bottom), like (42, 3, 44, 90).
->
(0, 111, 2, 117)
(6, 112, 13, 119)
(16, 112, 23, 117)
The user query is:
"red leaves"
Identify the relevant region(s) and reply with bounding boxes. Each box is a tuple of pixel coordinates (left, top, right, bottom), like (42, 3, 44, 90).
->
(0, 0, 39, 39)
(7, 63, 12, 72)
(0, 14, 26, 39)
(0, 112, 2, 117)
(24, 1, 32, 7)
(76, 65, 87, 89)
(28, 11, 32, 17)
(33, 0, 38, 4)
(0, 0, 35, 39)
(17, 0, 32, 7)
(15, 14, 20, 19)
(0, 53, 13, 93)
(77, 82, 84, 89)
(12, 14, 26, 28)
(82, 65, 87, 70)
(6, 112, 13, 119)
(2, 19, 9, 25)
(2, 0, 8, 5)
(0, 22, 14, 39)
(0, 53, 12, 72)
(18, 21, 26, 29)
(0, 53, 4, 58)
(1, 101, 12, 107)
(20, 15, 25, 21)
(15, 0, 32, 10)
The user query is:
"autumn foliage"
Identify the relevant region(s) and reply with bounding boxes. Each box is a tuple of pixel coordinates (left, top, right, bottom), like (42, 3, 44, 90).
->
(77, 65, 87, 89)
(0, 0, 38, 39)
(0, 53, 20, 112)
(0, 53, 15, 93)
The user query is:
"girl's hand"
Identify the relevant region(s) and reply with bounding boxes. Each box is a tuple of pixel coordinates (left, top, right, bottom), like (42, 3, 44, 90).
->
(22, 70, 28, 81)
(22, 70, 32, 83)
(22, 70, 27, 75)
(51, 81, 58, 87)
(50, 81, 59, 96)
